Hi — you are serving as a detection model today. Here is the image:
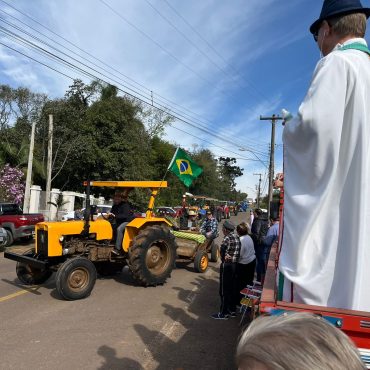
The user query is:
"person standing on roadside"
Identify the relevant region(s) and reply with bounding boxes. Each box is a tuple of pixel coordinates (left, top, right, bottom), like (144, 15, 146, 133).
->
(235, 222, 256, 305)
(280, 0, 370, 310)
(251, 209, 268, 283)
(211, 220, 241, 320)
(262, 217, 279, 270)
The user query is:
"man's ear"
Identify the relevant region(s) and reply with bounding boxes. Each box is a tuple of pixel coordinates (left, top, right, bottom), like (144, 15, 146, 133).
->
(322, 20, 331, 37)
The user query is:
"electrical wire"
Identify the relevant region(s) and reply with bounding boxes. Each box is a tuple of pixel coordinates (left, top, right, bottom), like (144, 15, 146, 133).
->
(0, 19, 269, 162)
(143, 0, 262, 101)
(0, 37, 268, 167)
(0, 3, 270, 157)
(162, 0, 271, 103)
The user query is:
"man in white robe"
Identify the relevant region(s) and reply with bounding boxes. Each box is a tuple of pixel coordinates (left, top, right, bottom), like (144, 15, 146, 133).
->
(279, 0, 370, 311)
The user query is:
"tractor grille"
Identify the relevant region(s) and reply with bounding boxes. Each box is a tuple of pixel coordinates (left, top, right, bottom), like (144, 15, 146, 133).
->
(36, 229, 48, 257)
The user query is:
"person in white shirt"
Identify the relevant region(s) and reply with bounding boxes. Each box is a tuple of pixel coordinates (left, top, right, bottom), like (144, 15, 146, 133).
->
(280, 0, 370, 311)
(235, 222, 256, 305)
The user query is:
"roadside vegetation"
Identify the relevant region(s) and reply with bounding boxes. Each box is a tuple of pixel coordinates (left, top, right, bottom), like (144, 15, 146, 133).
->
(0, 80, 247, 208)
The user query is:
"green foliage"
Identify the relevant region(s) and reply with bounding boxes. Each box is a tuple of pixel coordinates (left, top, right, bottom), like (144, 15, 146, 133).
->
(0, 80, 248, 209)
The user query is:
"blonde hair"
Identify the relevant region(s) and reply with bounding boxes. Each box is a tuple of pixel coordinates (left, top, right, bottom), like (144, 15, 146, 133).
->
(236, 313, 365, 370)
(237, 222, 250, 236)
(330, 13, 367, 38)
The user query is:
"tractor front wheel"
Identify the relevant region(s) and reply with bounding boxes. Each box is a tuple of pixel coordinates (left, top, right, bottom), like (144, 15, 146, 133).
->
(16, 249, 52, 285)
(210, 242, 220, 262)
(194, 250, 208, 273)
(55, 257, 97, 300)
(128, 225, 176, 286)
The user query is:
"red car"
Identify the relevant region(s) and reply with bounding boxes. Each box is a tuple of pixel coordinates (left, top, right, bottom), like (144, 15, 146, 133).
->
(0, 203, 44, 247)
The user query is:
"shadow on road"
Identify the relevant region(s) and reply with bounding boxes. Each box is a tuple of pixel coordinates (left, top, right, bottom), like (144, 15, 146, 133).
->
(133, 275, 240, 370)
(1, 277, 54, 296)
(97, 345, 144, 370)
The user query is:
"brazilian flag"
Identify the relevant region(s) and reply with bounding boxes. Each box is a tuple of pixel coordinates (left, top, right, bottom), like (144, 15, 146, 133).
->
(168, 148, 203, 187)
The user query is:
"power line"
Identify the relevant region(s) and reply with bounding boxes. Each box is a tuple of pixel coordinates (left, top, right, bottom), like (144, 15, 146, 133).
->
(97, 0, 272, 129)
(0, 22, 155, 103)
(0, 2, 270, 157)
(98, 0, 224, 95)
(162, 0, 271, 102)
(143, 0, 260, 101)
(0, 41, 75, 80)
(0, 19, 269, 162)
(0, 0, 152, 96)
(0, 36, 268, 167)
(170, 125, 267, 163)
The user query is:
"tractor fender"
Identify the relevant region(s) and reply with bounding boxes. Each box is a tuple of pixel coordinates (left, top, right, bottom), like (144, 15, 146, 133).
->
(123, 217, 172, 252)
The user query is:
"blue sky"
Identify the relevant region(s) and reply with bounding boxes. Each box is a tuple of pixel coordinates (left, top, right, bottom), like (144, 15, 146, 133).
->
(1, 0, 369, 198)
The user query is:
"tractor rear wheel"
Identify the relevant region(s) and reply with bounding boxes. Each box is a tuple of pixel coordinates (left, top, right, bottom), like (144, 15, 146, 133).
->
(55, 257, 97, 300)
(194, 250, 208, 273)
(128, 225, 176, 286)
(16, 249, 52, 285)
(210, 242, 220, 262)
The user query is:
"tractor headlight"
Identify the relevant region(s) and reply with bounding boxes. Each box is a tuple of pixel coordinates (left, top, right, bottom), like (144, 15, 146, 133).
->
(59, 236, 64, 242)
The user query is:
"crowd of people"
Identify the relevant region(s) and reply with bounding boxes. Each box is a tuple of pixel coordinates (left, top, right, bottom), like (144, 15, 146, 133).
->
(211, 209, 279, 320)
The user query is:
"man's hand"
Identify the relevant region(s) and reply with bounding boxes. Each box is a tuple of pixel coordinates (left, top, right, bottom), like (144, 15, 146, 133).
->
(225, 254, 232, 262)
(106, 212, 115, 218)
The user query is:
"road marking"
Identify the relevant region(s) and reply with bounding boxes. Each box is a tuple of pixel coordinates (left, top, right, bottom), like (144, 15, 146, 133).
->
(0, 286, 40, 302)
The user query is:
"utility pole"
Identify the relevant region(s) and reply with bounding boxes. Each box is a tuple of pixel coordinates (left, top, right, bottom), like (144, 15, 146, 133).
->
(253, 173, 262, 208)
(23, 120, 36, 213)
(260, 114, 284, 220)
(45, 114, 53, 216)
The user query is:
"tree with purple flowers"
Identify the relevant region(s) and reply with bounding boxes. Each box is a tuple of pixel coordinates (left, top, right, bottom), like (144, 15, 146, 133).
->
(0, 164, 25, 205)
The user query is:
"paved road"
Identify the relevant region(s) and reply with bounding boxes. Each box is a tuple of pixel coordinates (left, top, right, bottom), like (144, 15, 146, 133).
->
(0, 213, 249, 370)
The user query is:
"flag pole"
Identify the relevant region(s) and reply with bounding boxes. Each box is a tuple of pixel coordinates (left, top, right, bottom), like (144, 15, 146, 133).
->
(155, 147, 179, 206)
(161, 146, 179, 183)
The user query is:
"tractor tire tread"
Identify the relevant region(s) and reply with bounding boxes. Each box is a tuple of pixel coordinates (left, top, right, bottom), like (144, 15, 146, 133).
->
(129, 225, 176, 286)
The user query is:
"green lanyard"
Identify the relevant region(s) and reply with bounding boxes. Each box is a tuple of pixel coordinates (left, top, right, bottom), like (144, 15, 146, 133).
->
(339, 42, 370, 56)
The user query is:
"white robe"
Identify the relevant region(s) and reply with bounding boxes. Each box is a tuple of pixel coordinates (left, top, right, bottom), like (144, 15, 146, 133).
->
(279, 38, 370, 311)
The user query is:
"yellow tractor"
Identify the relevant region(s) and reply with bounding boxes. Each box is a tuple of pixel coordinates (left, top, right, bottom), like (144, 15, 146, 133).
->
(5, 181, 177, 300)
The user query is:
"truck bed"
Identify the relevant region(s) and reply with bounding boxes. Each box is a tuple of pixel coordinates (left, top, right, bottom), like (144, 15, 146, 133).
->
(260, 244, 370, 360)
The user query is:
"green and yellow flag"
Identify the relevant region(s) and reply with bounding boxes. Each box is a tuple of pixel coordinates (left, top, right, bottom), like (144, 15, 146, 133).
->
(168, 148, 203, 187)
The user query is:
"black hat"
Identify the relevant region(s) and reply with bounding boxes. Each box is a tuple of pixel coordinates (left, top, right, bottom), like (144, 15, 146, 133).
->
(310, 0, 370, 34)
(223, 220, 235, 231)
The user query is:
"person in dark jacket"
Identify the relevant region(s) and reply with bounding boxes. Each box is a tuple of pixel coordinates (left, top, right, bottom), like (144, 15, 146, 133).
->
(109, 191, 134, 255)
(251, 209, 269, 283)
(211, 220, 241, 320)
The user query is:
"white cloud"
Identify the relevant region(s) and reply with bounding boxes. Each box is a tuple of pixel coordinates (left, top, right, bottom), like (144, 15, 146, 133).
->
(0, 0, 292, 197)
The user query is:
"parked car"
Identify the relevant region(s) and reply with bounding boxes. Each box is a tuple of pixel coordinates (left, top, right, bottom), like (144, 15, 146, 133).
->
(155, 207, 177, 218)
(61, 205, 112, 221)
(0, 203, 44, 247)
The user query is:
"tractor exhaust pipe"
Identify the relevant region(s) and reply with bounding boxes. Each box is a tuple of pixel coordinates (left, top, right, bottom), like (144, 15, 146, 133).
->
(82, 180, 91, 237)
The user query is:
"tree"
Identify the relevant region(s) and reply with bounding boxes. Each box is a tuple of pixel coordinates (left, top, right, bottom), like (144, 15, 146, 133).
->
(141, 106, 174, 139)
(218, 157, 244, 195)
(0, 80, 249, 208)
(190, 149, 220, 198)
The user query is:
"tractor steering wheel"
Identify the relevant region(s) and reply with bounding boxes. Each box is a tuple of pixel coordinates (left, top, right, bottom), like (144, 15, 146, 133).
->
(101, 212, 115, 224)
